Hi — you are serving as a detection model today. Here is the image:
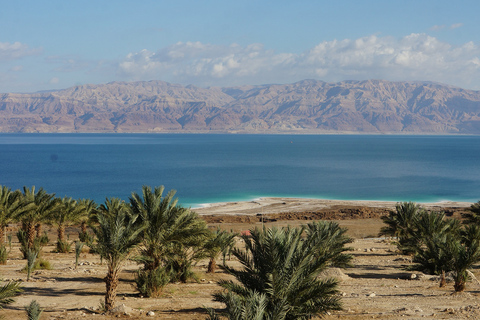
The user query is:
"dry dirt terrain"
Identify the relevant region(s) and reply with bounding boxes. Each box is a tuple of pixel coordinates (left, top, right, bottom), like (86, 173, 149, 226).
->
(1, 198, 478, 320)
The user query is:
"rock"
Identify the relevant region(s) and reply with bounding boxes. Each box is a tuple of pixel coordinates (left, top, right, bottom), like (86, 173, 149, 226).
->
(110, 304, 133, 315)
(368, 293, 376, 297)
(318, 268, 350, 281)
(146, 311, 155, 316)
(444, 307, 455, 314)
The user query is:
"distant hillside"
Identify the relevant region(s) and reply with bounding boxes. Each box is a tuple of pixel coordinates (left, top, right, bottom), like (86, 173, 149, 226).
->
(1, 79, 479, 134)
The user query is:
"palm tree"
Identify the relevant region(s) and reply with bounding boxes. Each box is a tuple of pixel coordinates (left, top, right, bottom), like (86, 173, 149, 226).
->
(0, 186, 31, 245)
(410, 211, 460, 287)
(204, 229, 236, 273)
(19, 186, 58, 251)
(305, 220, 353, 268)
(206, 291, 268, 320)
(92, 198, 143, 311)
(77, 199, 97, 242)
(451, 224, 480, 292)
(50, 197, 86, 252)
(130, 186, 210, 295)
(379, 202, 422, 254)
(463, 200, 480, 224)
(212, 226, 342, 320)
(0, 280, 22, 310)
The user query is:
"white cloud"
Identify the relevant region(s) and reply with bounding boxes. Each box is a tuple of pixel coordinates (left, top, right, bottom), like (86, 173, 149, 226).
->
(49, 77, 59, 84)
(9, 65, 23, 72)
(450, 23, 463, 29)
(0, 42, 42, 61)
(117, 34, 480, 89)
(430, 25, 445, 31)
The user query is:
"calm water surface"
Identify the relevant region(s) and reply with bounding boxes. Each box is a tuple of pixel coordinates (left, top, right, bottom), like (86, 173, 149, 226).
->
(0, 134, 479, 207)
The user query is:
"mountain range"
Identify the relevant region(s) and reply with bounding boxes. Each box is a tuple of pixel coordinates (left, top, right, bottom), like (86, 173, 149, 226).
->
(1, 79, 479, 134)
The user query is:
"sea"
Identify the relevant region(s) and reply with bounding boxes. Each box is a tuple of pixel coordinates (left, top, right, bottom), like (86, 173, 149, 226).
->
(0, 133, 479, 208)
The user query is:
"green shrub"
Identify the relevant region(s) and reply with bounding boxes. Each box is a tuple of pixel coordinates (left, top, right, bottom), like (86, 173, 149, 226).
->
(25, 300, 42, 320)
(26, 249, 38, 281)
(38, 231, 49, 245)
(79, 231, 94, 244)
(56, 240, 71, 253)
(17, 230, 42, 259)
(135, 267, 171, 298)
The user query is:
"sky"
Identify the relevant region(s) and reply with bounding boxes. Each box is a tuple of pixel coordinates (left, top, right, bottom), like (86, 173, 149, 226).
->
(1, 0, 480, 93)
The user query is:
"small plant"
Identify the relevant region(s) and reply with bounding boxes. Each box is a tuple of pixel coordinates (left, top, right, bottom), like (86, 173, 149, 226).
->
(35, 259, 52, 270)
(79, 231, 94, 244)
(17, 230, 42, 259)
(26, 249, 38, 281)
(38, 231, 49, 245)
(97, 299, 106, 313)
(135, 267, 171, 298)
(7, 234, 12, 252)
(0, 245, 8, 265)
(56, 240, 71, 253)
(25, 300, 42, 320)
(75, 242, 84, 269)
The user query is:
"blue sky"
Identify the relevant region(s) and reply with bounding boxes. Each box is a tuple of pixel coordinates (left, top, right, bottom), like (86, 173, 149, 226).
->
(1, 0, 480, 93)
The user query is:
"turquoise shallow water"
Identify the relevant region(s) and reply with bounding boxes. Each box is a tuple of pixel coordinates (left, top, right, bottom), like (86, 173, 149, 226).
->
(0, 133, 479, 207)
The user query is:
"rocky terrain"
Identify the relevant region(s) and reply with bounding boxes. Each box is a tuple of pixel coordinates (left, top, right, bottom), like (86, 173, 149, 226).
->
(1, 79, 480, 134)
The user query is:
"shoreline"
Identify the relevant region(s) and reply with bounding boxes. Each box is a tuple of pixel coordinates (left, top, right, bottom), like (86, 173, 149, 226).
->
(192, 197, 474, 216)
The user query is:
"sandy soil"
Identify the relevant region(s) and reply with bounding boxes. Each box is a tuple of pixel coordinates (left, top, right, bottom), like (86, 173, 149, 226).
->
(1, 198, 478, 320)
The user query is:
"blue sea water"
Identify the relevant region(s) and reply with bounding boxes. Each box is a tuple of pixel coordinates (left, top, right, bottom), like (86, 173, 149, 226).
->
(0, 133, 479, 207)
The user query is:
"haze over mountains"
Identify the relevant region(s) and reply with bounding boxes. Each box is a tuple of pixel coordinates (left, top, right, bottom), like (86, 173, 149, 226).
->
(0, 79, 479, 134)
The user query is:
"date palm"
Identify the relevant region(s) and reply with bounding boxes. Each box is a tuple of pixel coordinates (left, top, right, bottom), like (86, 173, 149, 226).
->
(379, 202, 422, 254)
(452, 224, 480, 292)
(19, 186, 58, 251)
(305, 220, 353, 268)
(92, 198, 143, 311)
(0, 280, 22, 310)
(130, 186, 209, 269)
(50, 197, 86, 252)
(204, 229, 236, 273)
(410, 211, 460, 287)
(463, 201, 480, 225)
(0, 186, 31, 245)
(77, 199, 97, 240)
(212, 226, 342, 320)
(130, 186, 210, 295)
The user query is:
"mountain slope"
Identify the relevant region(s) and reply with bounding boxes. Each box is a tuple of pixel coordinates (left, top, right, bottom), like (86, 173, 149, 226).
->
(0, 79, 479, 134)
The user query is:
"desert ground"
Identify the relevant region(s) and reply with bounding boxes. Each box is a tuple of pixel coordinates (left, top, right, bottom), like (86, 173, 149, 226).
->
(1, 198, 479, 320)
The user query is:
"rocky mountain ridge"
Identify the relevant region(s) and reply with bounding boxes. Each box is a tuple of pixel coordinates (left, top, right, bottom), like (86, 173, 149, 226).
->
(1, 79, 479, 134)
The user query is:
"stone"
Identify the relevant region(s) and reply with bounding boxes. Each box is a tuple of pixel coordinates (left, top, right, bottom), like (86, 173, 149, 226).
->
(110, 304, 133, 315)
(318, 268, 350, 281)
(146, 311, 155, 316)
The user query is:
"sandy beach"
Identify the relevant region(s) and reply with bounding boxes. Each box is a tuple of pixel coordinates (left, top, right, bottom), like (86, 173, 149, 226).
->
(193, 197, 473, 216)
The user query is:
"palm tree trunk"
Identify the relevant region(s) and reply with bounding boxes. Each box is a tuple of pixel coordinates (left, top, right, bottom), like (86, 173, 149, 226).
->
(104, 266, 119, 311)
(81, 221, 87, 234)
(35, 223, 42, 238)
(207, 257, 216, 273)
(58, 224, 65, 243)
(454, 275, 466, 292)
(0, 224, 5, 245)
(27, 222, 36, 250)
(439, 270, 446, 288)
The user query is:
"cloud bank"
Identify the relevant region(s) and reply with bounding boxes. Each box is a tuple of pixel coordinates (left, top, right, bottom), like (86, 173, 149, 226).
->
(118, 33, 480, 89)
(0, 42, 42, 61)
